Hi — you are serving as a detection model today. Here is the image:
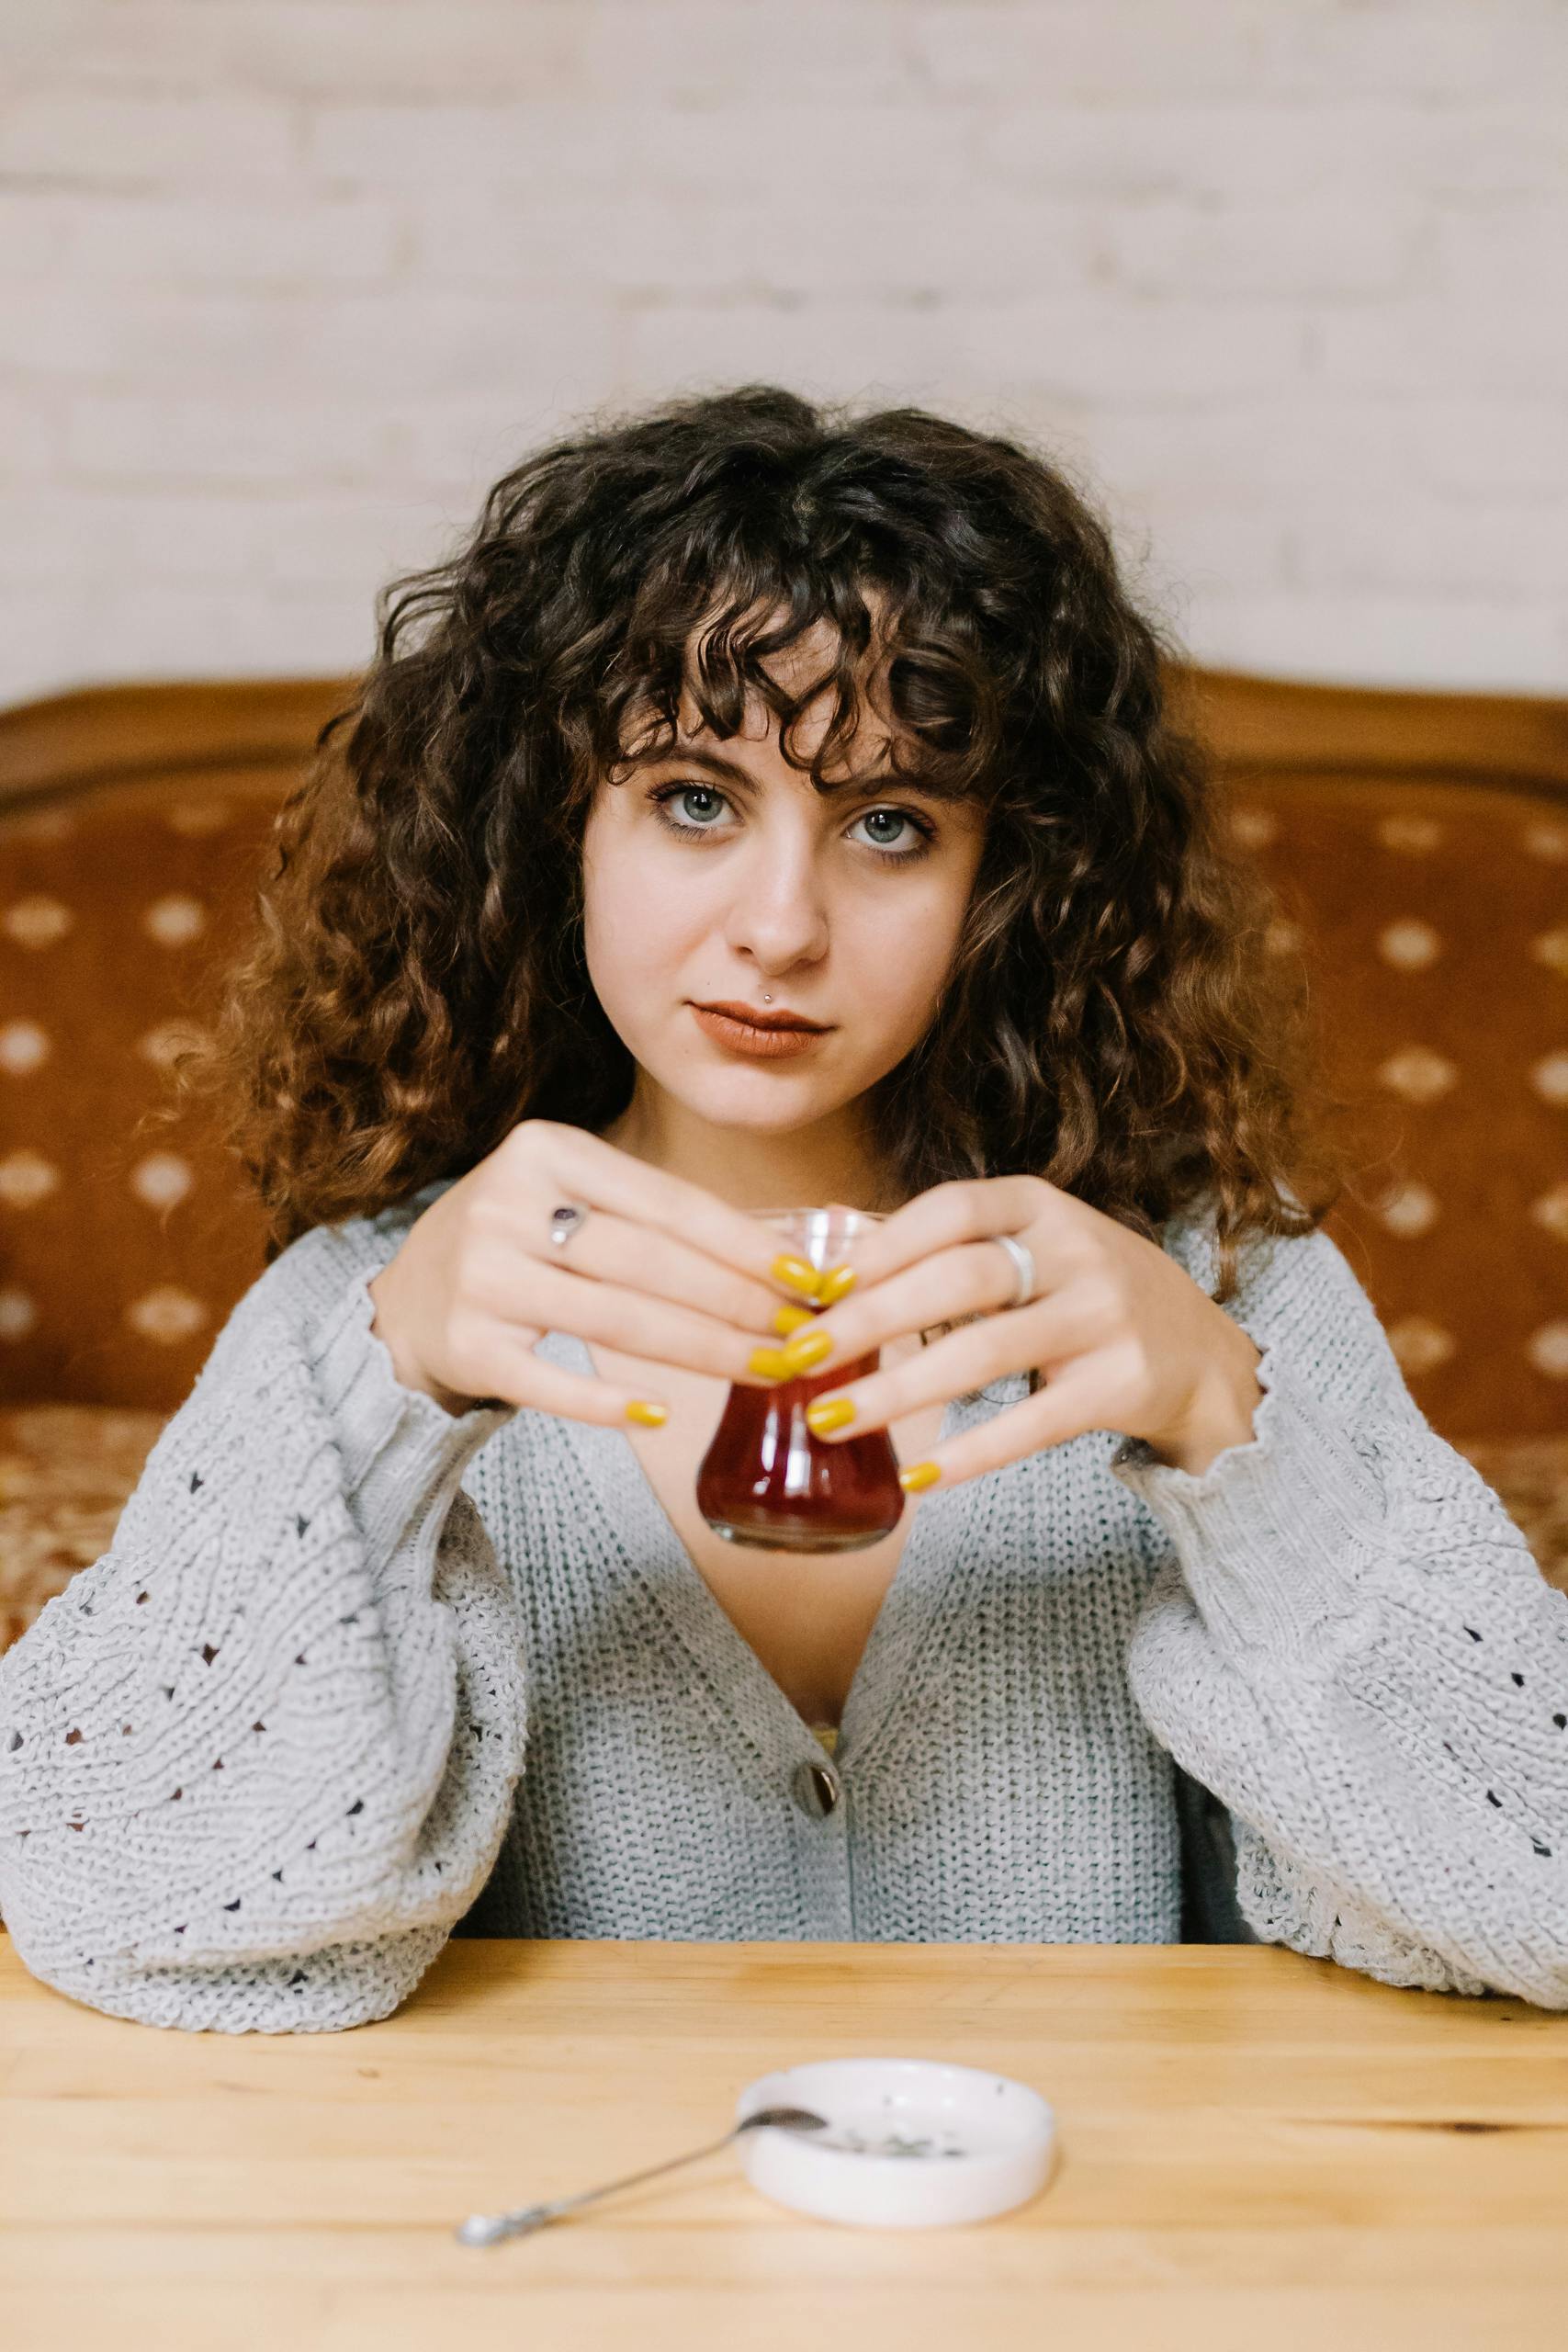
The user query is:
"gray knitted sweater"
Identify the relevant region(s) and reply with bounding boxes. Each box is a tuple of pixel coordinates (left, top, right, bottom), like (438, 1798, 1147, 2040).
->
(4, 1177, 1566, 2031)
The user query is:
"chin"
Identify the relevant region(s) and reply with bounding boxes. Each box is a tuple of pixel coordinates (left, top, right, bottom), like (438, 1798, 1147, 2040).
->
(652, 1054, 839, 1124)
(682, 1080, 829, 1130)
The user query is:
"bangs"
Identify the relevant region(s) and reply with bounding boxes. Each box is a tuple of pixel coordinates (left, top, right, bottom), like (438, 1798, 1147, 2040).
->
(598, 553, 1001, 810)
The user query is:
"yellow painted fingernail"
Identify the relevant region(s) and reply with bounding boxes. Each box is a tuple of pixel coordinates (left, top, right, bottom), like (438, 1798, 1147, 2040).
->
(625, 1399, 669, 1427)
(781, 1329, 833, 1374)
(749, 1345, 793, 1379)
(772, 1304, 816, 1337)
(805, 1396, 856, 1435)
(898, 1462, 942, 1492)
(772, 1253, 821, 1298)
(815, 1263, 857, 1305)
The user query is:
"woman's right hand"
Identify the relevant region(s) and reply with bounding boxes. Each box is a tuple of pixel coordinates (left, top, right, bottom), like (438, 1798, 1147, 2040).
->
(365, 1118, 828, 1424)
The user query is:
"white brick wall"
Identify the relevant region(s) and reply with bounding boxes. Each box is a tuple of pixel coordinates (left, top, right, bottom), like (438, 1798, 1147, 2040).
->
(2, 0, 1564, 705)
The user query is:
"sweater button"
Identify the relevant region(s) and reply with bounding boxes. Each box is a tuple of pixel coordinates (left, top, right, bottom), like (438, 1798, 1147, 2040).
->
(791, 1758, 840, 1818)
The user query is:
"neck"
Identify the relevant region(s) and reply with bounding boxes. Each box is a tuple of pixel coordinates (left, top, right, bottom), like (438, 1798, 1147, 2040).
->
(598, 1078, 901, 1214)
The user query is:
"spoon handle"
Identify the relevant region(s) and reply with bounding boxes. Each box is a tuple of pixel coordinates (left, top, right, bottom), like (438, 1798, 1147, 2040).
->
(456, 2122, 744, 2245)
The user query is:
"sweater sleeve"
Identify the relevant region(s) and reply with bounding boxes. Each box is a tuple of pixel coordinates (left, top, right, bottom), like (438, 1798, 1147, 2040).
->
(1111, 1221, 1568, 2011)
(0, 1222, 525, 2035)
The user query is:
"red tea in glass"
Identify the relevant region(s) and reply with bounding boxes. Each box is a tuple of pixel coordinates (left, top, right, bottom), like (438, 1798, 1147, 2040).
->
(695, 1206, 906, 1554)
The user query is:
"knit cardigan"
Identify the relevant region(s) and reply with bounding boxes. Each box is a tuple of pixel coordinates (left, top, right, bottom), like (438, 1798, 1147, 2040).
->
(3, 1177, 1565, 2032)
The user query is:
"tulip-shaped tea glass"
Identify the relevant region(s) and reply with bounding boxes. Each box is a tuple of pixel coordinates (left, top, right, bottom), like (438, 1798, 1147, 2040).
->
(695, 1205, 905, 1554)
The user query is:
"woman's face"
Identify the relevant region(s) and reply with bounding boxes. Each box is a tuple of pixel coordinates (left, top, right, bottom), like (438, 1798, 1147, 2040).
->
(581, 621, 988, 1151)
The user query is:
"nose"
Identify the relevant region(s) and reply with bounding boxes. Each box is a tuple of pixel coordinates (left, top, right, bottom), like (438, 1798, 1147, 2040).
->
(720, 820, 830, 976)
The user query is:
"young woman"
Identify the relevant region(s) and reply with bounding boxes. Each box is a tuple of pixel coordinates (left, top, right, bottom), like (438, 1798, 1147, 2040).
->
(3, 386, 1563, 2032)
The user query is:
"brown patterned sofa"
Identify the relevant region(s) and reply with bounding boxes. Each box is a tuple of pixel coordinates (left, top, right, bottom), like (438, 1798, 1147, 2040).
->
(1, 668, 1565, 1653)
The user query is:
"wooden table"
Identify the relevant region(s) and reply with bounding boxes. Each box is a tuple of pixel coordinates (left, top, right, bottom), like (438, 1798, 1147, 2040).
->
(3, 1935, 1565, 2350)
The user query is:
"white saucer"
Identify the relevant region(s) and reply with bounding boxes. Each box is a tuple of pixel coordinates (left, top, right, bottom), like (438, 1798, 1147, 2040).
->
(734, 2056, 1057, 2228)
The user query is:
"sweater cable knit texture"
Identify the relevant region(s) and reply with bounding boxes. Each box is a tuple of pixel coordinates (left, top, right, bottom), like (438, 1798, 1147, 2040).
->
(2, 1177, 1565, 2031)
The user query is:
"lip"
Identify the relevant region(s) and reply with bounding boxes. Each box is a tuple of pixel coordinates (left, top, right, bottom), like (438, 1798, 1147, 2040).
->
(689, 1001, 834, 1060)
(694, 999, 833, 1033)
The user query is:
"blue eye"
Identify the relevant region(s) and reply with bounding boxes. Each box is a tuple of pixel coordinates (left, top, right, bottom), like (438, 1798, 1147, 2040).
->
(853, 809, 919, 854)
(649, 784, 935, 865)
(664, 785, 726, 827)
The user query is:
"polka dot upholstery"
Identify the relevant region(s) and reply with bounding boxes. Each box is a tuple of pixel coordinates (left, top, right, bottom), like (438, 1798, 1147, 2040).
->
(1, 673, 1565, 1656)
(1229, 777, 1568, 1435)
(0, 766, 303, 1406)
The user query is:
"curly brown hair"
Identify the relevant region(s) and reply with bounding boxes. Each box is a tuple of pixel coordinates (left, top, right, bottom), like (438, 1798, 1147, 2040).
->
(148, 383, 1360, 1305)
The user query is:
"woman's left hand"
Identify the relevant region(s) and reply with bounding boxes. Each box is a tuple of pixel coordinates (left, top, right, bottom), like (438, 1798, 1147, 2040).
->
(784, 1176, 1267, 1491)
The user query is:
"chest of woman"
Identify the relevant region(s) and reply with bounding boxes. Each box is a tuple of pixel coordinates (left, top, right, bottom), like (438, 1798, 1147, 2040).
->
(457, 1355, 1186, 1950)
(586, 1340, 946, 1730)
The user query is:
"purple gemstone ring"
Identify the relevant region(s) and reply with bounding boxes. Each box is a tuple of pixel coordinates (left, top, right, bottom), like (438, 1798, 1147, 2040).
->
(547, 1201, 591, 1250)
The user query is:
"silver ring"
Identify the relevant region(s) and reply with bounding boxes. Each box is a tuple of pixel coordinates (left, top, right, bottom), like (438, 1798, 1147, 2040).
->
(991, 1232, 1035, 1310)
(547, 1200, 592, 1250)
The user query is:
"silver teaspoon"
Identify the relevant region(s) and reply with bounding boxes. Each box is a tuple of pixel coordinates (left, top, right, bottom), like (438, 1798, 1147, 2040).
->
(455, 2103, 830, 2246)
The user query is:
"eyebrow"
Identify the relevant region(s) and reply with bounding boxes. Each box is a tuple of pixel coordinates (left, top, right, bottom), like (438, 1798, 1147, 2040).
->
(625, 743, 908, 797)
